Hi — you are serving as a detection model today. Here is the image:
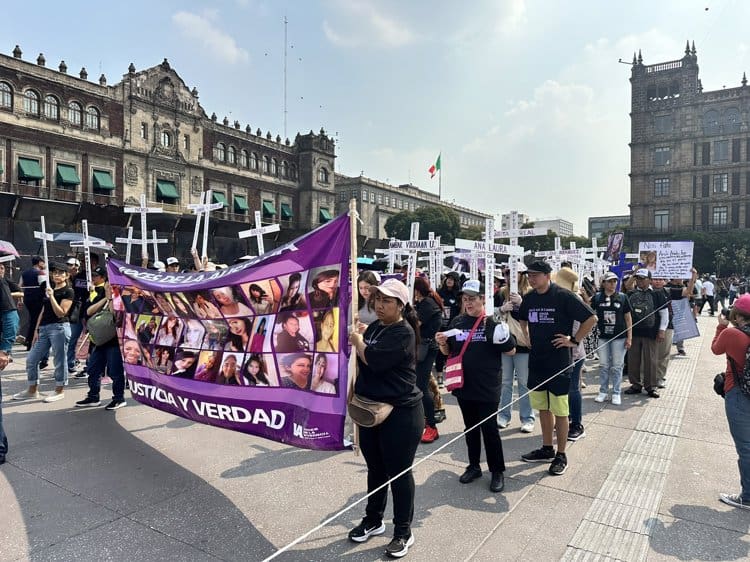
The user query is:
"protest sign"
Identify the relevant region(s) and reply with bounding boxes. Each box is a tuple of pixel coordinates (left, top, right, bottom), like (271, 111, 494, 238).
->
(107, 214, 352, 451)
(671, 298, 700, 342)
(638, 241, 694, 279)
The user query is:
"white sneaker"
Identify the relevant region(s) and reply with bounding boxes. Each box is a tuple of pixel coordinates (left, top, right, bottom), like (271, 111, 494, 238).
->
(43, 392, 65, 403)
(497, 417, 510, 429)
(612, 394, 622, 405)
(12, 389, 44, 400)
(520, 422, 534, 433)
(594, 392, 608, 403)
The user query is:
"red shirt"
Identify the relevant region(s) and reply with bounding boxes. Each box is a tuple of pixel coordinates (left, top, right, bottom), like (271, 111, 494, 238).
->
(711, 324, 750, 394)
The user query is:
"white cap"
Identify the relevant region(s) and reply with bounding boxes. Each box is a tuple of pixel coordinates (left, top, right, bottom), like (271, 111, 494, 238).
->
(66, 257, 80, 267)
(371, 278, 410, 305)
(166, 257, 179, 266)
(153, 260, 166, 272)
(460, 279, 482, 296)
(635, 268, 651, 278)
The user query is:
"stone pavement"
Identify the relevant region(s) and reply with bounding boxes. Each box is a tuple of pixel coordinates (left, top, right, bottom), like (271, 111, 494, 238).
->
(2, 315, 749, 561)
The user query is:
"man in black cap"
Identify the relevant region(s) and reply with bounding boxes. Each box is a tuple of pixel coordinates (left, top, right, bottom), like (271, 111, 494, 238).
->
(518, 260, 596, 476)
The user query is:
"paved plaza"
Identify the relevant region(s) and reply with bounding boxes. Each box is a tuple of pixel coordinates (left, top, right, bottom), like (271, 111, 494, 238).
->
(2, 315, 749, 561)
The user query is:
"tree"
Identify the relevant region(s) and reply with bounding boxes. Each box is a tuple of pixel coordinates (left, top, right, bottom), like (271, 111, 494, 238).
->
(384, 206, 462, 243)
(714, 247, 728, 277)
(459, 225, 484, 241)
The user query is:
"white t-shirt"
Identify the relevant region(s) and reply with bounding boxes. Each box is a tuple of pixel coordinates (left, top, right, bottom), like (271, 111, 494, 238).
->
(703, 280, 715, 296)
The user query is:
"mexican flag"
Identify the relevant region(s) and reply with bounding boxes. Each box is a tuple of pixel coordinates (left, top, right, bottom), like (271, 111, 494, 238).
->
(428, 154, 441, 178)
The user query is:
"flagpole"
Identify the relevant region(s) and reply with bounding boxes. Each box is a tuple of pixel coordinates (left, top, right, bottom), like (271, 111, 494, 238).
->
(348, 198, 360, 455)
(439, 151, 442, 200)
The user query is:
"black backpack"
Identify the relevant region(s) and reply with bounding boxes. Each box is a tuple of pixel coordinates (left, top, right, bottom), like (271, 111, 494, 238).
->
(628, 289, 655, 329)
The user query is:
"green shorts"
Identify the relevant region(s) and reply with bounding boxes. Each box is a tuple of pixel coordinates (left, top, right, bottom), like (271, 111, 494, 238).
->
(530, 390, 569, 417)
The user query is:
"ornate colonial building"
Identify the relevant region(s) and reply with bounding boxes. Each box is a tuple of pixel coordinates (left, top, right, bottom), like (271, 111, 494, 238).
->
(629, 42, 750, 238)
(0, 45, 336, 263)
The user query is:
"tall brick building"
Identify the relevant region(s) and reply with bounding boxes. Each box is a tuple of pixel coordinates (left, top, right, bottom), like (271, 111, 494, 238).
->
(629, 42, 750, 238)
(0, 45, 336, 264)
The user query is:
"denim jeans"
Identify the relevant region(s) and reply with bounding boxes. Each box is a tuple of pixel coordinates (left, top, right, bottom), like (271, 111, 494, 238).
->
(87, 343, 126, 401)
(725, 386, 750, 502)
(0, 310, 19, 354)
(598, 337, 627, 395)
(499, 352, 534, 424)
(568, 358, 584, 426)
(27, 322, 71, 386)
(67, 319, 84, 369)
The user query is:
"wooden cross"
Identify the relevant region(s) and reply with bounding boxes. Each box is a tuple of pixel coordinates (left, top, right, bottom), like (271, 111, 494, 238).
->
(33, 215, 53, 289)
(124, 194, 163, 263)
(70, 219, 110, 288)
(238, 210, 281, 256)
(115, 226, 138, 264)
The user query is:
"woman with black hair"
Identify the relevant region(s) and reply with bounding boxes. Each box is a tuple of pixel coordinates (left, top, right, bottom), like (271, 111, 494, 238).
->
(226, 317, 253, 352)
(243, 355, 271, 386)
(357, 271, 380, 326)
(435, 272, 462, 381)
(309, 269, 339, 308)
(280, 273, 306, 311)
(347, 278, 423, 558)
(247, 283, 273, 314)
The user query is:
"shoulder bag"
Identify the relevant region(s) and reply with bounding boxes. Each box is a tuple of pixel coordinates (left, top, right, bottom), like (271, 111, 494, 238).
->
(444, 314, 485, 392)
(87, 308, 117, 346)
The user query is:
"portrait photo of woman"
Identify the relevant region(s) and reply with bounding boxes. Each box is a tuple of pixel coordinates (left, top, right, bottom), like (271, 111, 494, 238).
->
(249, 316, 271, 353)
(181, 319, 206, 349)
(308, 268, 340, 309)
(202, 320, 229, 350)
(314, 308, 339, 353)
(194, 350, 223, 383)
(155, 315, 183, 347)
(242, 354, 273, 386)
(278, 353, 312, 390)
(274, 311, 314, 353)
(136, 315, 159, 346)
(217, 353, 245, 386)
(168, 292, 197, 319)
(310, 354, 337, 394)
(188, 290, 222, 319)
(122, 338, 144, 365)
(226, 317, 253, 352)
(242, 279, 280, 315)
(153, 345, 174, 373)
(211, 286, 253, 317)
(279, 272, 307, 311)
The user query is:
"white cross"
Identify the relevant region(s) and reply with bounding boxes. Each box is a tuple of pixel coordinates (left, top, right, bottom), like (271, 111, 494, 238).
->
(374, 240, 410, 274)
(33, 215, 53, 289)
(124, 194, 163, 263)
(187, 190, 224, 260)
(386, 222, 440, 301)
(70, 219, 110, 288)
(238, 210, 281, 256)
(496, 211, 546, 293)
(115, 226, 138, 264)
(147, 229, 169, 264)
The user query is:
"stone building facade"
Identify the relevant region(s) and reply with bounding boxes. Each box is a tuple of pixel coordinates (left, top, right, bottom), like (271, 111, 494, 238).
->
(0, 45, 335, 264)
(629, 42, 750, 238)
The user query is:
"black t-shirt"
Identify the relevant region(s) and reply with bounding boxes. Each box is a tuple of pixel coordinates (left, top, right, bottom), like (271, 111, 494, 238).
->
(21, 268, 44, 304)
(72, 273, 90, 303)
(39, 286, 75, 325)
(416, 296, 442, 341)
(438, 287, 461, 326)
(86, 285, 119, 347)
(519, 284, 595, 394)
(446, 314, 516, 403)
(355, 319, 422, 407)
(276, 330, 311, 353)
(592, 291, 632, 340)
(0, 278, 20, 312)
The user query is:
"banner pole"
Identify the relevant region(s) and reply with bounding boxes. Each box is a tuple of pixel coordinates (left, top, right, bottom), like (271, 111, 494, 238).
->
(348, 198, 360, 455)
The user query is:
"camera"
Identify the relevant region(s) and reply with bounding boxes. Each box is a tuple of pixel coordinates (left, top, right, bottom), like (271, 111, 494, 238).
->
(722, 308, 730, 318)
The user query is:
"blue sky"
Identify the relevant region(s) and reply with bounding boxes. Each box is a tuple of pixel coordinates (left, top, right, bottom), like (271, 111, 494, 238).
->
(1, 0, 747, 234)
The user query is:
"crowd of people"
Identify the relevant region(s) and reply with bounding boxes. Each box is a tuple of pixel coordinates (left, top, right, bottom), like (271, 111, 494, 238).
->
(2, 249, 750, 559)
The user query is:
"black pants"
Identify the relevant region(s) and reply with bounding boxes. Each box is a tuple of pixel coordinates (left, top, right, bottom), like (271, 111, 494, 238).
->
(415, 347, 438, 427)
(700, 296, 715, 314)
(25, 301, 43, 350)
(434, 350, 447, 373)
(457, 398, 506, 474)
(359, 401, 424, 538)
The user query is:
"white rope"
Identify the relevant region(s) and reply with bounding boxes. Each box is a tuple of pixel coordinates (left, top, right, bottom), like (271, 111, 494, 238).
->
(263, 293, 674, 560)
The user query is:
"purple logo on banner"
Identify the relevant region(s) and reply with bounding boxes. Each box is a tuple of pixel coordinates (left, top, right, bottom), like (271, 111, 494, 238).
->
(107, 214, 352, 451)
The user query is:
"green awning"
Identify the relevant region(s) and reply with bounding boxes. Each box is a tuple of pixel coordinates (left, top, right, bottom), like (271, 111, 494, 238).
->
(262, 200, 276, 217)
(280, 202, 292, 220)
(212, 192, 227, 206)
(319, 208, 332, 223)
(234, 195, 248, 212)
(156, 180, 179, 200)
(92, 170, 116, 190)
(56, 164, 81, 186)
(18, 157, 44, 180)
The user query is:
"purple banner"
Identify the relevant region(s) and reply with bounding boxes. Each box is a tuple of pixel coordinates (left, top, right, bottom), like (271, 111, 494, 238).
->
(107, 215, 352, 450)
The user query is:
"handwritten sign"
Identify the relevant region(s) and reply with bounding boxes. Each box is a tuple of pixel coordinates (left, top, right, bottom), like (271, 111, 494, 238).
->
(388, 239, 440, 250)
(638, 241, 694, 279)
(671, 298, 700, 341)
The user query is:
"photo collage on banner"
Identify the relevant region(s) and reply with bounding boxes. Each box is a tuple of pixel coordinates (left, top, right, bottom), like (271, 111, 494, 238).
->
(111, 264, 342, 396)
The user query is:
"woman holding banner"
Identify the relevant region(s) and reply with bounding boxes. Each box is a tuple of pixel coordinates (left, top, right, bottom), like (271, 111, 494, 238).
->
(348, 278, 423, 558)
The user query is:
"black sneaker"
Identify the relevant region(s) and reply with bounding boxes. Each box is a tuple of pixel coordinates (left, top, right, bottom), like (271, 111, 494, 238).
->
(624, 385, 642, 395)
(105, 399, 127, 411)
(348, 520, 386, 543)
(39, 360, 49, 370)
(385, 534, 414, 558)
(74, 369, 88, 379)
(459, 465, 482, 484)
(549, 453, 568, 475)
(434, 409, 446, 424)
(677, 349, 687, 356)
(521, 447, 556, 463)
(646, 389, 660, 398)
(567, 424, 586, 442)
(75, 396, 101, 408)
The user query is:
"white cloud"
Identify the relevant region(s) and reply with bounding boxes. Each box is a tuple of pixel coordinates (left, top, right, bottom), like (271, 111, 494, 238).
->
(322, 0, 415, 48)
(172, 11, 249, 64)
(495, 0, 527, 34)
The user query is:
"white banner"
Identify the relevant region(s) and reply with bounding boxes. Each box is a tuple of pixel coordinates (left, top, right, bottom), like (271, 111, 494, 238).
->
(671, 298, 700, 341)
(638, 241, 694, 279)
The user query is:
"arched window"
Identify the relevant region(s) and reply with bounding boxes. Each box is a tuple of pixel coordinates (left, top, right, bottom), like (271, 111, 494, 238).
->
(161, 130, 172, 147)
(68, 101, 82, 126)
(43, 95, 59, 120)
(24, 90, 40, 115)
(281, 161, 289, 179)
(318, 167, 329, 183)
(290, 164, 297, 180)
(0, 82, 13, 109)
(85, 106, 100, 130)
(240, 149, 248, 168)
(262, 155, 270, 174)
(228, 146, 236, 164)
(703, 109, 720, 135)
(215, 143, 226, 162)
(250, 152, 258, 170)
(725, 107, 741, 134)
(270, 158, 278, 176)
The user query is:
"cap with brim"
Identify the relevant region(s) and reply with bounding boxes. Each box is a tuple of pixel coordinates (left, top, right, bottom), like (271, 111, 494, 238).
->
(602, 272, 618, 282)
(66, 258, 80, 267)
(91, 266, 107, 278)
(372, 278, 410, 305)
(166, 257, 179, 266)
(48, 262, 67, 272)
(635, 268, 651, 278)
(526, 260, 552, 274)
(459, 279, 483, 296)
(734, 294, 750, 315)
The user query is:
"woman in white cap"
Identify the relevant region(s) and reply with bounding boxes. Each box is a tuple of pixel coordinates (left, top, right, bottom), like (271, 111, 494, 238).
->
(348, 278, 423, 558)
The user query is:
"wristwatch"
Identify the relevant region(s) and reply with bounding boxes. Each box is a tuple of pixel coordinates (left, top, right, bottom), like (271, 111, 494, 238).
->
(569, 336, 579, 346)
